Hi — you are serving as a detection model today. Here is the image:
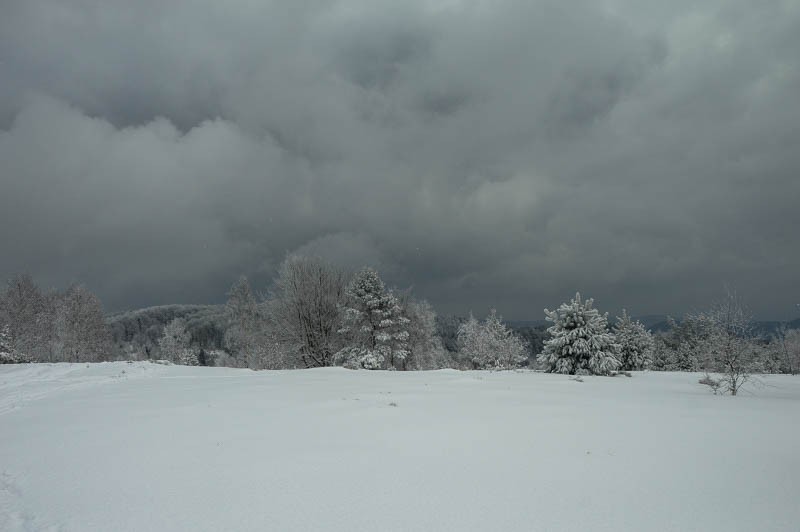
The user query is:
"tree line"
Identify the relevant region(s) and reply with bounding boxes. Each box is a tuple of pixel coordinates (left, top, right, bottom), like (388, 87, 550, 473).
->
(0, 274, 110, 363)
(2, 260, 799, 394)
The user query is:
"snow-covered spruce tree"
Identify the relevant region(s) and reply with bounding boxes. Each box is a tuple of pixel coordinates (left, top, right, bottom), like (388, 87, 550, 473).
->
(613, 309, 654, 371)
(537, 293, 620, 375)
(334, 268, 409, 370)
(457, 310, 527, 370)
(159, 318, 198, 365)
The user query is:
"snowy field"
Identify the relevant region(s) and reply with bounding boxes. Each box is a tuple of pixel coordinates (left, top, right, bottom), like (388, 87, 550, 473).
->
(1, 363, 799, 532)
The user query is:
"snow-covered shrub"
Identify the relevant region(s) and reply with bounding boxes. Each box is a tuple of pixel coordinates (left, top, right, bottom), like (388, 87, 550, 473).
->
(176, 348, 199, 366)
(699, 373, 723, 394)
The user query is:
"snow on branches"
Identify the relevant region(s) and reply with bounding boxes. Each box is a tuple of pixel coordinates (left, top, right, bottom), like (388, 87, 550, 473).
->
(334, 268, 410, 370)
(457, 309, 527, 370)
(159, 318, 198, 366)
(538, 293, 620, 375)
(613, 309, 654, 371)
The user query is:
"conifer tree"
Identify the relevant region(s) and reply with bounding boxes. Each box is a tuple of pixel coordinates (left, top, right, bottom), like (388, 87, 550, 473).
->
(613, 309, 654, 371)
(538, 293, 620, 375)
(334, 268, 409, 370)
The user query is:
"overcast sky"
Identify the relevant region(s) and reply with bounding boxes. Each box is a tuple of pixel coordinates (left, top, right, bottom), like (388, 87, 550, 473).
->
(1, 0, 799, 319)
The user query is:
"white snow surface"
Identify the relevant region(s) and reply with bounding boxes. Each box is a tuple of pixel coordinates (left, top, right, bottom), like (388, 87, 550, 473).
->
(1, 362, 798, 531)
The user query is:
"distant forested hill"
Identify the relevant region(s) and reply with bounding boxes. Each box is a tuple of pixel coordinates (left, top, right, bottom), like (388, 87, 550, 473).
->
(108, 304, 227, 358)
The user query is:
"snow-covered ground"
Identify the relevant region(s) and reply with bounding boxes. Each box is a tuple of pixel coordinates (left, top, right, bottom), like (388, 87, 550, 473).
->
(1, 362, 798, 531)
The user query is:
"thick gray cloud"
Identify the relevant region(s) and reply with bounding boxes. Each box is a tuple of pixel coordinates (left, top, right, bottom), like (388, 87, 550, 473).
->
(1, 0, 799, 319)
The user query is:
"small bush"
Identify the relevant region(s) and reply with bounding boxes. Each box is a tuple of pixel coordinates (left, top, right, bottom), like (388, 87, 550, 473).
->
(699, 373, 723, 395)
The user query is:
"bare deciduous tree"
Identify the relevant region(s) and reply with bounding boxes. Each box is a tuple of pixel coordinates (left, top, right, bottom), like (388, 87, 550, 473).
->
(696, 290, 757, 396)
(267, 255, 348, 368)
(222, 276, 292, 370)
(2, 276, 112, 363)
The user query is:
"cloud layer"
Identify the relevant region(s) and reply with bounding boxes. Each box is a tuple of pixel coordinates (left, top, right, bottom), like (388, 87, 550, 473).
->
(1, 0, 799, 318)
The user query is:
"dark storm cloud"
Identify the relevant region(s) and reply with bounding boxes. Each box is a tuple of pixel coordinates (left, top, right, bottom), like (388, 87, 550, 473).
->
(1, 0, 799, 318)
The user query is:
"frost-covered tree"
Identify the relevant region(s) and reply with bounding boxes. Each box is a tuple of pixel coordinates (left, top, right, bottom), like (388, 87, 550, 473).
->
(486, 310, 527, 370)
(613, 309, 654, 371)
(107, 304, 227, 362)
(2, 276, 116, 363)
(2, 274, 51, 361)
(457, 309, 527, 370)
(653, 316, 704, 371)
(0, 323, 29, 363)
(398, 296, 451, 370)
(223, 276, 267, 368)
(649, 335, 671, 371)
(267, 255, 348, 368)
(695, 290, 757, 396)
(53, 284, 112, 362)
(435, 314, 466, 354)
(781, 329, 800, 375)
(2, 276, 113, 363)
(0, 324, 12, 360)
(334, 268, 409, 370)
(456, 313, 482, 369)
(159, 318, 198, 365)
(538, 293, 620, 375)
(774, 325, 800, 375)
